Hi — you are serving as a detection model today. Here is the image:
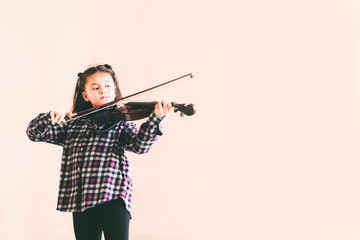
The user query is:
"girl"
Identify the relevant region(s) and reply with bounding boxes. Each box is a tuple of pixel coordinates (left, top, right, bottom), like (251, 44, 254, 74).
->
(26, 64, 172, 240)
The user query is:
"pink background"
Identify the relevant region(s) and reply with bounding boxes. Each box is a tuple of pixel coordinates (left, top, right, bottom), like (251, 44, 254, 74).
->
(1, 0, 360, 239)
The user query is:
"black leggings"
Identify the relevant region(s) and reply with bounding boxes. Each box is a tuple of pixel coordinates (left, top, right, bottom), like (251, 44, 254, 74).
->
(72, 198, 130, 240)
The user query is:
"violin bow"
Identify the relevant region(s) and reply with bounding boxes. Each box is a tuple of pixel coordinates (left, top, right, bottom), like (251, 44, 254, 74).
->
(70, 73, 194, 120)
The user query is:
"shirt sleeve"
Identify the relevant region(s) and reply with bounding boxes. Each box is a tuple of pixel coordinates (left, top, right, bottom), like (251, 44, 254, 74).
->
(26, 112, 69, 146)
(121, 112, 164, 154)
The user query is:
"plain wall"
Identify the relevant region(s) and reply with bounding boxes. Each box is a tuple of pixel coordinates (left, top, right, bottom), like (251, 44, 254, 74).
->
(1, 0, 360, 239)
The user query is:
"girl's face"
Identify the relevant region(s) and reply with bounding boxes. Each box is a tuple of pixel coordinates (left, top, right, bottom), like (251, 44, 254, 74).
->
(82, 72, 116, 108)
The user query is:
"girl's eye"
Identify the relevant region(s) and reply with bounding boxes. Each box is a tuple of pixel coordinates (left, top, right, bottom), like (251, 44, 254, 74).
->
(92, 87, 99, 90)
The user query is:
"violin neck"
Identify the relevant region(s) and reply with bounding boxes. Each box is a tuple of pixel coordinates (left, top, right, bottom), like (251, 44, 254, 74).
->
(125, 101, 159, 107)
(125, 101, 177, 107)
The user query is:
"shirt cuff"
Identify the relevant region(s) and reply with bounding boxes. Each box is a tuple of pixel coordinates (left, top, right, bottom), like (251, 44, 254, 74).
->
(148, 112, 165, 135)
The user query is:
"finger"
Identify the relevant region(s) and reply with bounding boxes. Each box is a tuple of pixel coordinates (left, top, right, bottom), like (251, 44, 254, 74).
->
(50, 111, 55, 125)
(162, 102, 169, 114)
(160, 102, 166, 113)
(159, 101, 165, 111)
(163, 101, 171, 112)
(53, 112, 61, 124)
(161, 100, 166, 108)
(166, 102, 173, 111)
(58, 113, 65, 124)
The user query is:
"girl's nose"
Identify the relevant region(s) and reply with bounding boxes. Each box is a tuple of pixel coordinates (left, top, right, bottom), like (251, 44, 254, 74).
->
(100, 87, 107, 94)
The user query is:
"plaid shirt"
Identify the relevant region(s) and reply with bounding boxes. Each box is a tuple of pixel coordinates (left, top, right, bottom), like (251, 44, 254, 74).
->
(26, 111, 163, 217)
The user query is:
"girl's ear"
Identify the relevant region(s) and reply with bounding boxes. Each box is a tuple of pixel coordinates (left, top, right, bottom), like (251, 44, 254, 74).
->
(82, 92, 90, 102)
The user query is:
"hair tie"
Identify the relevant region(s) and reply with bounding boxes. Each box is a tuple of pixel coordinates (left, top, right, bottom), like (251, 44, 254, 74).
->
(77, 72, 83, 78)
(104, 64, 112, 70)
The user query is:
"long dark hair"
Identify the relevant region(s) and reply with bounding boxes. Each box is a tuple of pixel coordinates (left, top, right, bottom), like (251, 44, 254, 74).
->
(72, 64, 122, 113)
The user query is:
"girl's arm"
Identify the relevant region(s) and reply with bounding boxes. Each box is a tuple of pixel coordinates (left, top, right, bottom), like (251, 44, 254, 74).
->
(121, 112, 164, 154)
(26, 111, 70, 146)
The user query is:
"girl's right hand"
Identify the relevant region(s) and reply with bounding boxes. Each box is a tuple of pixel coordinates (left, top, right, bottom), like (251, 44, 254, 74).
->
(50, 111, 71, 125)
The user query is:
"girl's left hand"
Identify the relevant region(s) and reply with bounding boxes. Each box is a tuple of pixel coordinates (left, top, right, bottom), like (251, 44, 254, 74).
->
(154, 100, 173, 118)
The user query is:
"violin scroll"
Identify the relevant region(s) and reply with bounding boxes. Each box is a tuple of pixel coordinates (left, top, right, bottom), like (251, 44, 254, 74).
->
(173, 103, 196, 117)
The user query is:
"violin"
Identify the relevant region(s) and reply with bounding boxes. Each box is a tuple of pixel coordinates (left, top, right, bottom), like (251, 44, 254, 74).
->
(87, 101, 195, 126)
(69, 73, 196, 129)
